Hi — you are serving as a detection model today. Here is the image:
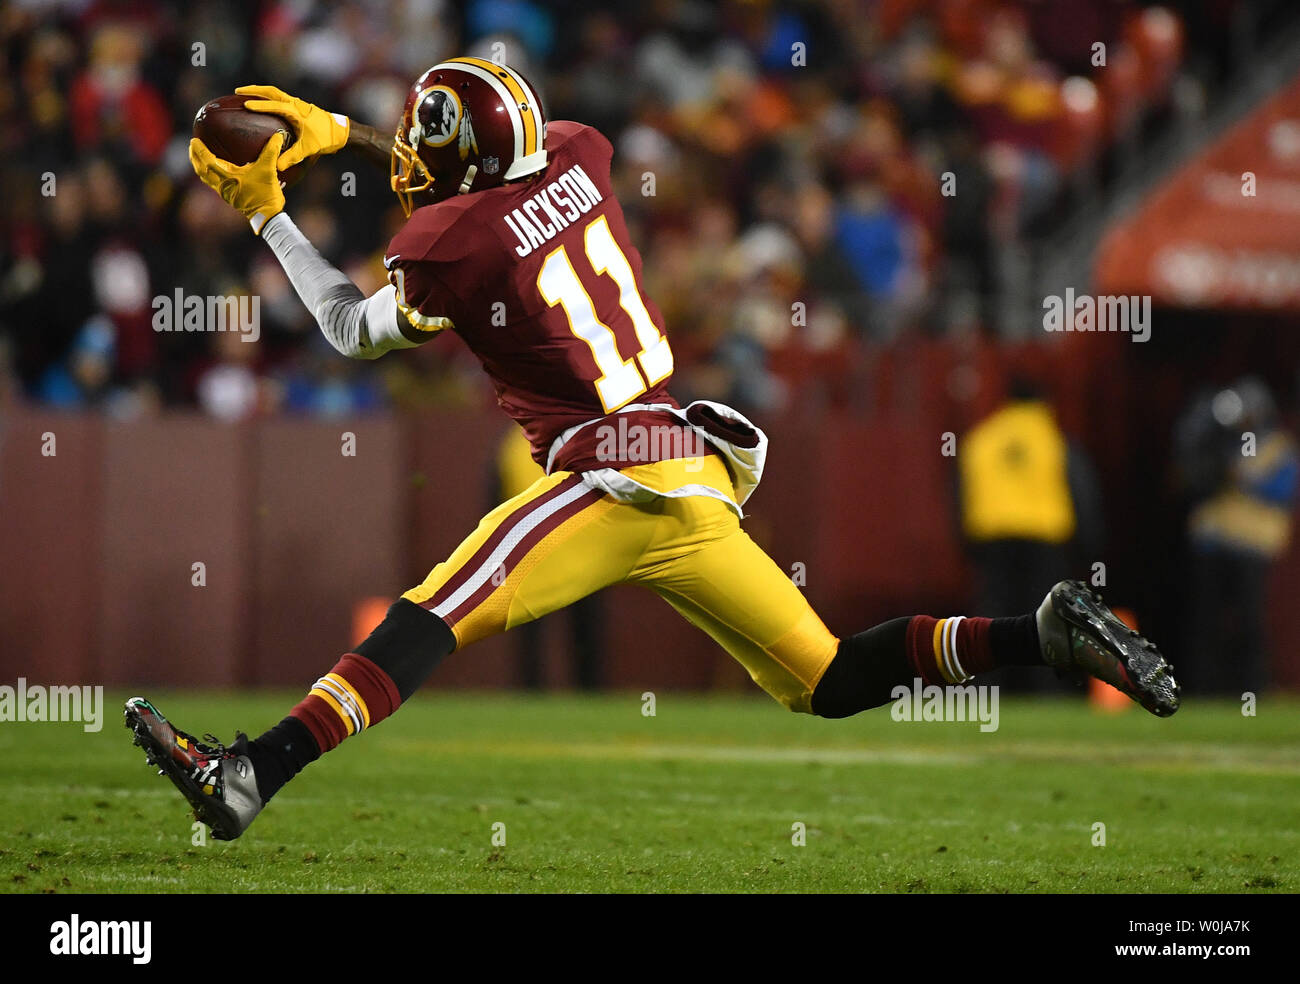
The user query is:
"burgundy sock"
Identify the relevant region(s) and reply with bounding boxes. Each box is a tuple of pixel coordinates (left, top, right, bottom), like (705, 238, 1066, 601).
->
(246, 652, 401, 804)
(906, 613, 1041, 684)
(289, 652, 402, 754)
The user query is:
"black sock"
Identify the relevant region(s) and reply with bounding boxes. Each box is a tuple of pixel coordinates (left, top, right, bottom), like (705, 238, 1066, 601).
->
(247, 716, 320, 804)
(356, 598, 457, 701)
(990, 613, 1043, 666)
(810, 617, 912, 719)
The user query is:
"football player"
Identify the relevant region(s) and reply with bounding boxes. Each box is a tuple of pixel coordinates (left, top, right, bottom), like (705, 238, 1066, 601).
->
(126, 59, 1179, 839)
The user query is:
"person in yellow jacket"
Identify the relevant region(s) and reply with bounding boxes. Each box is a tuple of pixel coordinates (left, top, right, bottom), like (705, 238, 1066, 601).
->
(958, 378, 1105, 690)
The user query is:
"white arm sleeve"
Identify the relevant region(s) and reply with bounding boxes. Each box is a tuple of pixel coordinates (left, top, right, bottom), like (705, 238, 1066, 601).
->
(260, 212, 420, 360)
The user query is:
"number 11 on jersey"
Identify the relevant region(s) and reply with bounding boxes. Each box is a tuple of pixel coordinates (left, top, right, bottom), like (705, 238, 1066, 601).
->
(537, 215, 674, 412)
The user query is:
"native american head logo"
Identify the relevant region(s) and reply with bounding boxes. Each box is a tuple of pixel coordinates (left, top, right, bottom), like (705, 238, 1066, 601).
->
(411, 85, 462, 148)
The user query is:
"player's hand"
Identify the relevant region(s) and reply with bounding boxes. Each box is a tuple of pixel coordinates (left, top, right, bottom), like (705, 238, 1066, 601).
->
(235, 84, 350, 169)
(189, 132, 286, 236)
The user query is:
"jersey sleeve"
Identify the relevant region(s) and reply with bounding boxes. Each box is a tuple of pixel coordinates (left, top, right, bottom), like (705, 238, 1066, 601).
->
(383, 195, 505, 335)
(383, 203, 476, 335)
(383, 255, 457, 335)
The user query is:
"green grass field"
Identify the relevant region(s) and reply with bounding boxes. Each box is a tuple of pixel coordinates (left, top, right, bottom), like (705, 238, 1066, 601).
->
(1, 692, 1297, 893)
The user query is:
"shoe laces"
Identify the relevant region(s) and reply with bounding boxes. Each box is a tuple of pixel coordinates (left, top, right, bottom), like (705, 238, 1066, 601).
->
(198, 733, 231, 756)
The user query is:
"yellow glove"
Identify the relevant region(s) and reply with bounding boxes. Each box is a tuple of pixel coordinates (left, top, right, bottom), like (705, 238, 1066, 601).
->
(189, 132, 286, 236)
(235, 84, 350, 169)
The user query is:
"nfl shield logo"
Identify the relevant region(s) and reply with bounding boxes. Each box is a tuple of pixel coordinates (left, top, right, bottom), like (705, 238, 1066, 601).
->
(482, 156, 500, 175)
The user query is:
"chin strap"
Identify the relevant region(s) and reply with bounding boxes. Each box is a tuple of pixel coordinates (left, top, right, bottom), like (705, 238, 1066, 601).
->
(458, 164, 478, 195)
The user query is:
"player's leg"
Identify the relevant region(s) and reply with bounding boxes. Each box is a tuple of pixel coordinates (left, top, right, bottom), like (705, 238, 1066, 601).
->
(636, 493, 1179, 719)
(638, 523, 839, 713)
(126, 470, 638, 839)
(634, 490, 1033, 714)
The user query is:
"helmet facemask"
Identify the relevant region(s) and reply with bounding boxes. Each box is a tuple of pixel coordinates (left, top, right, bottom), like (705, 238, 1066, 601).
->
(390, 128, 435, 218)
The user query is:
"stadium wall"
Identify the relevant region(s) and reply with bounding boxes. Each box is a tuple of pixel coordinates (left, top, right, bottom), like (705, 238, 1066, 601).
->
(2, 387, 1298, 692)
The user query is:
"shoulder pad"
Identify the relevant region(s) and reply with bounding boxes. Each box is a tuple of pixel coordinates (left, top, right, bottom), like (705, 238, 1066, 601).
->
(547, 120, 614, 170)
(386, 197, 483, 265)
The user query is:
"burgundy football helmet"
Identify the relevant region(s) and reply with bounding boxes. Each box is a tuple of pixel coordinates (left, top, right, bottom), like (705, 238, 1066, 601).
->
(390, 57, 548, 215)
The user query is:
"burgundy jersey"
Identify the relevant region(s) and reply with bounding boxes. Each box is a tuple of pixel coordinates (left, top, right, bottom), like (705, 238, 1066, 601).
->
(384, 120, 693, 473)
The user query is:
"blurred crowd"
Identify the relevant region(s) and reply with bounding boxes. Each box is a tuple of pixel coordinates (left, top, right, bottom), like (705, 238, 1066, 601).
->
(0, 0, 1264, 421)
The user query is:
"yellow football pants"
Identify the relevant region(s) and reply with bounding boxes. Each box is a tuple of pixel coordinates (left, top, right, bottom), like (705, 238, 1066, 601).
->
(402, 455, 840, 712)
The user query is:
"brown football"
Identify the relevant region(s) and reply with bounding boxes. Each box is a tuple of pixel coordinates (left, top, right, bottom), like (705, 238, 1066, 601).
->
(192, 94, 315, 187)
